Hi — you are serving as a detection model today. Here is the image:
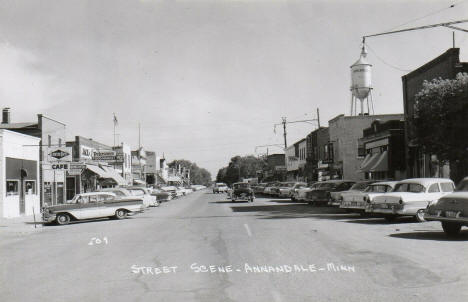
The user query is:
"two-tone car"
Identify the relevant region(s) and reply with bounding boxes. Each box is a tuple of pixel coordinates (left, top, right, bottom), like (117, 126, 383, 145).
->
(273, 182, 306, 198)
(329, 180, 374, 207)
(368, 178, 455, 222)
(425, 177, 468, 236)
(340, 181, 397, 215)
(305, 180, 355, 206)
(263, 182, 280, 196)
(151, 188, 173, 202)
(42, 192, 145, 225)
(125, 186, 159, 207)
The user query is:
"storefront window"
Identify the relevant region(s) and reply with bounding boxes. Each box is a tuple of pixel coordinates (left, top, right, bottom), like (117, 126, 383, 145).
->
(6, 180, 19, 195)
(25, 181, 36, 195)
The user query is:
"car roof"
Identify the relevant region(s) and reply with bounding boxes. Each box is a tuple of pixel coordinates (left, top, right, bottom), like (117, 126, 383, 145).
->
(396, 178, 453, 187)
(369, 181, 399, 187)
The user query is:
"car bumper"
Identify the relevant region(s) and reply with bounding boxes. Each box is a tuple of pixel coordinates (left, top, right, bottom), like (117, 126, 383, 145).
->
(328, 201, 341, 207)
(424, 214, 468, 224)
(369, 207, 412, 216)
(42, 213, 57, 223)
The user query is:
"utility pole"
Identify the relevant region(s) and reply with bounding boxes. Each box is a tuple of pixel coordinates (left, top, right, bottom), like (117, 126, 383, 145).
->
(274, 109, 320, 149)
(282, 117, 287, 149)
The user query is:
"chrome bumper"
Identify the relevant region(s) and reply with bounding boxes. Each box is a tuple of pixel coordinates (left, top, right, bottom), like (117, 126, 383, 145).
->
(424, 214, 468, 224)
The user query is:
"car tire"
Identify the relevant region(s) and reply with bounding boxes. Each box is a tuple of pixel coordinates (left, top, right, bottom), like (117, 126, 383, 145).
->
(384, 215, 397, 222)
(291, 197, 296, 202)
(56, 213, 71, 225)
(415, 209, 426, 222)
(115, 209, 128, 220)
(232, 199, 236, 203)
(442, 221, 462, 236)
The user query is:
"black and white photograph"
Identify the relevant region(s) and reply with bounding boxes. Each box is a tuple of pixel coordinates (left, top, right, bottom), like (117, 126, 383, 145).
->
(1, 0, 468, 301)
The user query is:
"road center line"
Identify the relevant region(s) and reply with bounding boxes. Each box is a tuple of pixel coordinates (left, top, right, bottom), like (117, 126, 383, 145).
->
(244, 223, 252, 237)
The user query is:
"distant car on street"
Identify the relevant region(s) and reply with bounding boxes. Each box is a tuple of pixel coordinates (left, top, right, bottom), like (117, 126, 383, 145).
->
(263, 182, 280, 196)
(151, 189, 173, 202)
(213, 183, 229, 194)
(425, 177, 468, 235)
(42, 192, 144, 225)
(231, 182, 255, 202)
(369, 178, 455, 222)
(292, 182, 320, 202)
(273, 182, 306, 198)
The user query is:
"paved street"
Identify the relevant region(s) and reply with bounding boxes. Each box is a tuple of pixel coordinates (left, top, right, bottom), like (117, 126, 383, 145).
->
(1, 189, 468, 302)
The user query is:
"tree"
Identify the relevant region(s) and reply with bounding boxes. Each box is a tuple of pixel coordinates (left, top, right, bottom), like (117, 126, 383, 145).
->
(168, 159, 212, 185)
(414, 72, 468, 181)
(216, 155, 267, 185)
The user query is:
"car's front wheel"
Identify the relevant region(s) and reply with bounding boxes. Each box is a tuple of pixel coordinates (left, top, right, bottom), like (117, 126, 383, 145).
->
(442, 221, 462, 236)
(415, 209, 426, 222)
(56, 213, 71, 225)
(115, 209, 128, 219)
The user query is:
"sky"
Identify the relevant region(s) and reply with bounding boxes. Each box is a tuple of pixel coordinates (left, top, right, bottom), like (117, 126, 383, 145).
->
(0, 0, 467, 178)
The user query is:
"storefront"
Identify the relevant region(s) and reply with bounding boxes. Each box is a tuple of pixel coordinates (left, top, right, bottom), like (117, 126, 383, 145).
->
(0, 130, 40, 218)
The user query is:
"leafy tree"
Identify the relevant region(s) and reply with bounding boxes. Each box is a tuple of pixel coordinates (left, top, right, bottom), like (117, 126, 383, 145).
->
(168, 159, 212, 185)
(216, 155, 267, 185)
(414, 72, 468, 181)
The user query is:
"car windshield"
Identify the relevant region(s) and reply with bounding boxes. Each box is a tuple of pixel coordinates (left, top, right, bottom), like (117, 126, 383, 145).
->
(365, 184, 390, 193)
(393, 183, 426, 193)
(455, 179, 468, 192)
(282, 183, 295, 187)
(350, 182, 370, 191)
(319, 183, 338, 190)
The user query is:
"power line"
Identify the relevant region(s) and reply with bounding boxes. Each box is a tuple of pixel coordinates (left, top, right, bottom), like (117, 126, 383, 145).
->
(364, 43, 412, 72)
(384, 1, 464, 32)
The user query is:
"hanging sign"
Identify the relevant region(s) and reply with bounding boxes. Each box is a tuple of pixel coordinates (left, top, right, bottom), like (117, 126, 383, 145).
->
(46, 147, 72, 162)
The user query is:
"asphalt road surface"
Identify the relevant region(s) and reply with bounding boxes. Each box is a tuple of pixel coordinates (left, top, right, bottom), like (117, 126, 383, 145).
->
(1, 190, 467, 302)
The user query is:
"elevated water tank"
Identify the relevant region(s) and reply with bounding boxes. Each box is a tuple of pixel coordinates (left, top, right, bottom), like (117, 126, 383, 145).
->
(350, 45, 372, 100)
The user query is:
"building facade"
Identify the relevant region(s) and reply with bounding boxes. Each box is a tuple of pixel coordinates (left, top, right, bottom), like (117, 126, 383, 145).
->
(0, 130, 40, 218)
(402, 48, 468, 180)
(358, 119, 406, 181)
(328, 114, 404, 181)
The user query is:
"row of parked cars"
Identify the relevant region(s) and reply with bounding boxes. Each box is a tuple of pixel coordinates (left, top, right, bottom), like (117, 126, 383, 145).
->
(42, 184, 207, 225)
(253, 177, 468, 236)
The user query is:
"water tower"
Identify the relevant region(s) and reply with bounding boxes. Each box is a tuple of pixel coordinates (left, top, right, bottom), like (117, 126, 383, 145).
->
(350, 44, 373, 115)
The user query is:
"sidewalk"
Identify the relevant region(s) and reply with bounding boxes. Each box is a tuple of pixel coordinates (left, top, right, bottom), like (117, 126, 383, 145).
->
(0, 214, 44, 236)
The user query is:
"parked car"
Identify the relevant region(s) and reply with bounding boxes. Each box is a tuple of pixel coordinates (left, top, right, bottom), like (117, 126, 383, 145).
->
(288, 182, 309, 201)
(328, 181, 374, 207)
(264, 182, 280, 196)
(292, 182, 320, 202)
(213, 183, 229, 194)
(161, 186, 178, 198)
(231, 182, 255, 202)
(425, 177, 468, 235)
(369, 178, 455, 222)
(126, 186, 159, 207)
(305, 180, 356, 206)
(42, 192, 144, 225)
(252, 183, 268, 195)
(273, 182, 306, 198)
(340, 181, 397, 214)
(178, 186, 193, 195)
(151, 189, 173, 202)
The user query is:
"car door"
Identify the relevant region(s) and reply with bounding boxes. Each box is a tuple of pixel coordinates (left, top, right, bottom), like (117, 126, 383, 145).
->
(79, 195, 103, 219)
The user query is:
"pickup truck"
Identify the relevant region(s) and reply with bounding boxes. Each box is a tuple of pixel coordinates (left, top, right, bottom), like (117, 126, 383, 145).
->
(42, 192, 145, 225)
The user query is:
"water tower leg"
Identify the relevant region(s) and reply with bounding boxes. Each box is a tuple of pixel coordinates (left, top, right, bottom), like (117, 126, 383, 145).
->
(367, 97, 370, 115)
(360, 99, 364, 116)
(350, 95, 354, 116)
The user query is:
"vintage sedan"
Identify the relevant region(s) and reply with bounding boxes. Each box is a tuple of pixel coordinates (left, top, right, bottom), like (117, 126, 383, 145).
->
(263, 182, 280, 196)
(425, 177, 468, 236)
(213, 183, 229, 194)
(151, 189, 173, 202)
(305, 180, 355, 206)
(340, 181, 397, 214)
(369, 178, 455, 222)
(329, 180, 374, 207)
(292, 182, 319, 202)
(273, 182, 305, 198)
(125, 186, 159, 207)
(42, 192, 144, 225)
(231, 182, 255, 202)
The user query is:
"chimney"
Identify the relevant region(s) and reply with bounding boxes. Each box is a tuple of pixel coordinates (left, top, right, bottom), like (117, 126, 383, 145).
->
(2, 108, 10, 124)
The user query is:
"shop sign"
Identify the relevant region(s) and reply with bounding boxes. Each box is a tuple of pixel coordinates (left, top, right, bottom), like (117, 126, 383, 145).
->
(80, 146, 94, 160)
(93, 151, 124, 162)
(51, 163, 70, 170)
(46, 147, 72, 162)
(68, 169, 83, 176)
(68, 163, 86, 175)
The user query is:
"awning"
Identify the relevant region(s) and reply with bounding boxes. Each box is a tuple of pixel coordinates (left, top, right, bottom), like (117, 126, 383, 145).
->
(358, 153, 380, 172)
(369, 151, 388, 172)
(359, 153, 372, 169)
(86, 165, 108, 178)
(101, 166, 126, 186)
